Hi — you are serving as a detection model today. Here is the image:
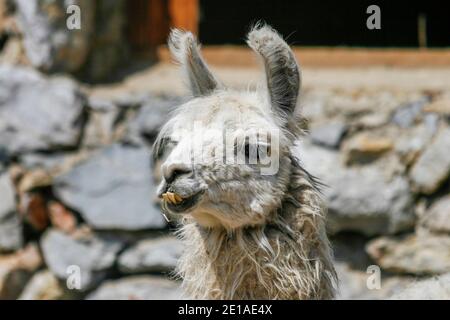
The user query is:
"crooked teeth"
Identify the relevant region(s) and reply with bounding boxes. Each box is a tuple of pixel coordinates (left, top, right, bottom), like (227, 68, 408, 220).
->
(162, 192, 183, 205)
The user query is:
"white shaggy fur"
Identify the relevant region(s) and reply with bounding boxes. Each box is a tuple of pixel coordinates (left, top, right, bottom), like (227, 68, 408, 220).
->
(153, 24, 337, 299)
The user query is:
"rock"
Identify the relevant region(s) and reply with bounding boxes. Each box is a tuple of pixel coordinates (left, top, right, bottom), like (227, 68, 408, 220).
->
(423, 113, 440, 135)
(394, 124, 434, 166)
(125, 96, 184, 144)
(17, 169, 52, 193)
(343, 134, 393, 165)
(14, 0, 95, 73)
(327, 169, 414, 235)
(421, 196, 450, 234)
(367, 234, 450, 275)
(54, 144, 166, 231)
(335, 262, 411, 300)
(0, 0, 14, 33)
(0, 65, 86, 155)
(355, 113, 389, 129)
(87, 96, 117, 112)
(410, 128, 450, 194)
(0, 244, 42, 299)
(0, 214, 23, 253)
(295, 141, 415, 236)
(0, 172, 15, 220)
(331, 234, 372, 269)
(86, 276, 183, 300)
(424, 99, 450, 116)
(19, 270, 74, 300)
(0, 147, 8, 171)
(48, 201, 77, 234)
(41, 229, 124, 291)
(82, 96, 121, 148)
(0, 172, 23, 252)
(390, 273, 450, 300)
(19, 150, 92, 176)
(293, 140, 340, 180)
(310, 122, 347, 149)
(118, 237, 183, 274)
(19, 153, 67, 171)
(391, 98, 428, 128)
(19, 192, 49, 231)
(301, 89, 327, 121)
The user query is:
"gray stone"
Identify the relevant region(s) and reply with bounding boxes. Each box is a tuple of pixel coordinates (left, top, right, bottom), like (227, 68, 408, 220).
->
(87, 96, 117, 112)
(125, 96, 185, 144)
(54, 144, 166, 230)
(82, 107, 119, 148)
(0, 172, 15, 220)
(0, 214, 23, 253)
(0, 244, 42, 299)
(423, 113, 440, 135)
(335, 262, 411, 300)
(15, 0, 95, 73)
(410, 128, 450, 194)
(0, 147, 8, 171)
(18, 269, 73, 300)
(0, 65, 86, 155)
(310, 122, 347, 149)
(295, 141, 415, 236)
(331, 234, 372, 270)
(19, 152, 70, 171)
(394, 124, 433, 166)
(293, 140, 340, 180)
(390, 273, 450, 300)
(41, 229, 123, 291)
(118, 236, 183, 274)
(343, 134, 393, 165)
(421, 196, 450, 234)
(367, 234, 450, 275)
(86, 276, 183, 300)
(327, 168, 414, 235)
(391, 98, 428, 128)
(0, 172, 23, 252)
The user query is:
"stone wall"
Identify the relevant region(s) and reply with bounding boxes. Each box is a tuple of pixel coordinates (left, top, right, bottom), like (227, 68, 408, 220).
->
(0, 62, 449, 299)
(0, 0, 127, 81)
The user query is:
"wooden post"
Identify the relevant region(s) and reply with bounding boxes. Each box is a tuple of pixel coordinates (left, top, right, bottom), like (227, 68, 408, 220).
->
(168, 0, 199, 34)
(127, 0, 170, 49)
(418, 13, 428, 49)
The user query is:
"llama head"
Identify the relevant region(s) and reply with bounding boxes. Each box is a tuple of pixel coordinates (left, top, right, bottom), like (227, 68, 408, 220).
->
(153, 25, 302, 230)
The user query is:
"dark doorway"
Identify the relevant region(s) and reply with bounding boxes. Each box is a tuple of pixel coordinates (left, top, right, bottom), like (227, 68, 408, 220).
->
(198, 1, 450, 47)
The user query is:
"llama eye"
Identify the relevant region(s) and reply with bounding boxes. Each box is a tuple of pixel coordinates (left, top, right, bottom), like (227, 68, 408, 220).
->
(154, 137, 177, 161)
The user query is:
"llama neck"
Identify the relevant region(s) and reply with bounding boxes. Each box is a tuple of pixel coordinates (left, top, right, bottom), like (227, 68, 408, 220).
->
(176, 164, 336, 300)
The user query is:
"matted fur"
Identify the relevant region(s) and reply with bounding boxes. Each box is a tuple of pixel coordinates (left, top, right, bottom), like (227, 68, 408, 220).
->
(154, 24, 337, 300)
(175, 159, 336, 299)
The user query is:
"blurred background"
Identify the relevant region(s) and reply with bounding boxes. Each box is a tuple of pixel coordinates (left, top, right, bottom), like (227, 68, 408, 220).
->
(0, 0, 449, 300)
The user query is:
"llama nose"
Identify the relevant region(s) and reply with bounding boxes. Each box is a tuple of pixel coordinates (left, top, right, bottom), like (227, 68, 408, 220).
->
(163, 163, 192, 184)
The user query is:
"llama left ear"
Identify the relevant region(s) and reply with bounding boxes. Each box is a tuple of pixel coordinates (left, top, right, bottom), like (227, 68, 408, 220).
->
(247, 25, 301, 119)
(168, 29, 222, 97)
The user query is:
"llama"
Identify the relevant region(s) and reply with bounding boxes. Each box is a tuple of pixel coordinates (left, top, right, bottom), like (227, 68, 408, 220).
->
(152, 25, 337, 299)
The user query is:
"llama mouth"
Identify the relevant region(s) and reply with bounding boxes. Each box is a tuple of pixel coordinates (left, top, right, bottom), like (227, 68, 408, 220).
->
(163, 191, 203, 214)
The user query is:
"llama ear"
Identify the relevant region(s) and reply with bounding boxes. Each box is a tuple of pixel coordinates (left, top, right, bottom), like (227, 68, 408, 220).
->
(247, 25, 301, 119)
(168, 29, 222, 97)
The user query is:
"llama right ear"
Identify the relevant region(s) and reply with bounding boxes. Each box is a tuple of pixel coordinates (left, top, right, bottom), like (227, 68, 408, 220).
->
(247, 25, 301, 120)
(168, 29, 222, 97)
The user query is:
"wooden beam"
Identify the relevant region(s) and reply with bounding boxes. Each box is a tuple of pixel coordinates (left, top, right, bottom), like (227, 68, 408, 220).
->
(158, 45, 450, 68)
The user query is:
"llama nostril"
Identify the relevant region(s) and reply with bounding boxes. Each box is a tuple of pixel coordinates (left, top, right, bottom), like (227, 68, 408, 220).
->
(165, 167, 192, 184)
